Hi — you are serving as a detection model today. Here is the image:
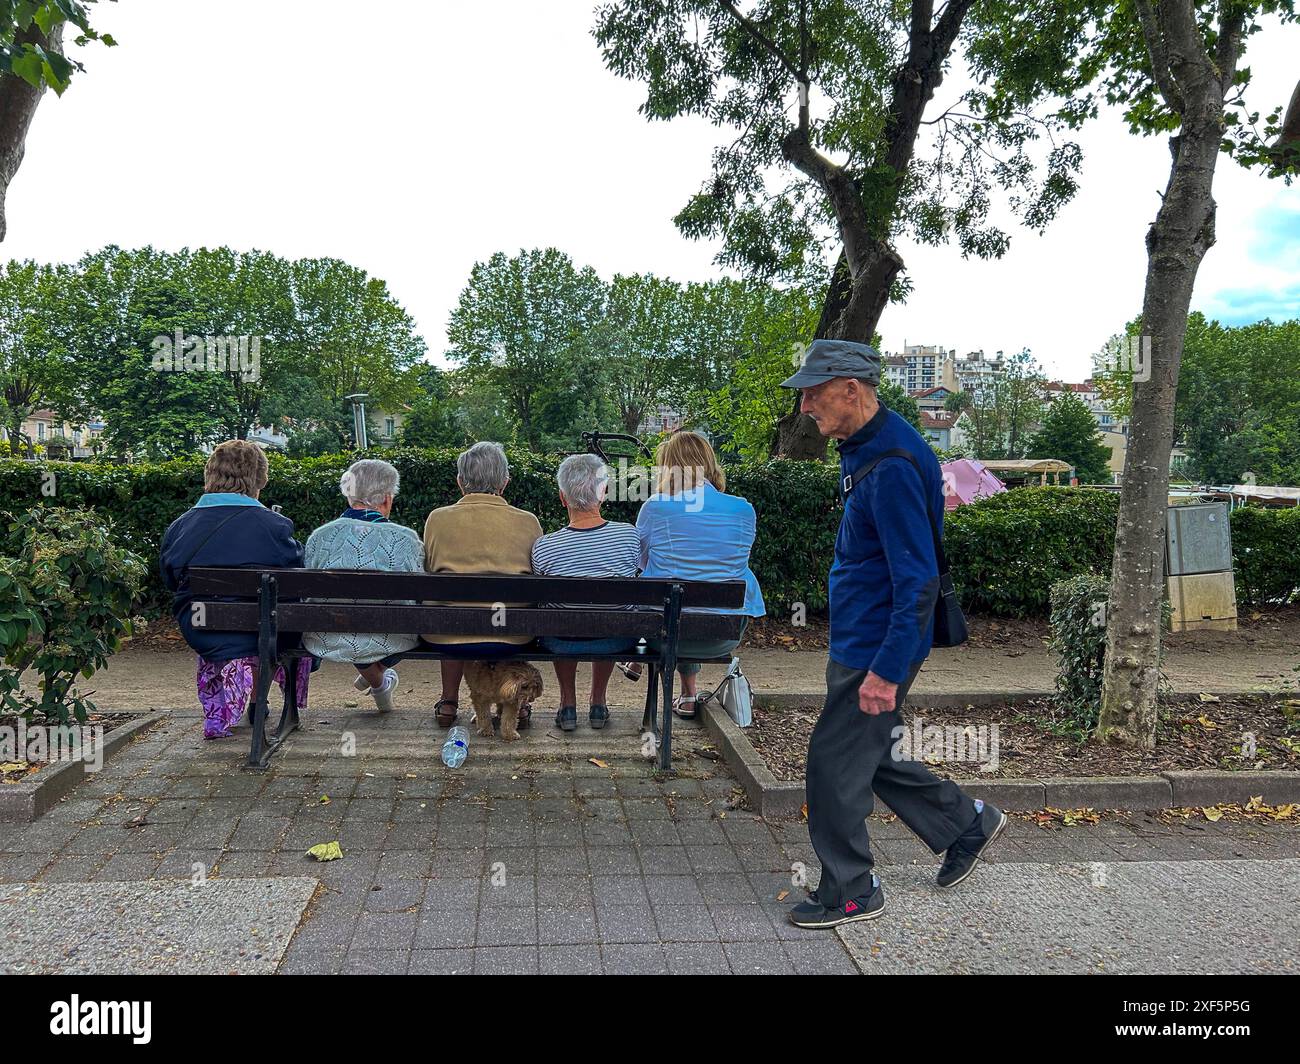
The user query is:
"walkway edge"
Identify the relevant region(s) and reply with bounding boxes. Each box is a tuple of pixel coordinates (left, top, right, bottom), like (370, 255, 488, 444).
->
(0, 712, 169, 824)
(701, 700, 1300, 818)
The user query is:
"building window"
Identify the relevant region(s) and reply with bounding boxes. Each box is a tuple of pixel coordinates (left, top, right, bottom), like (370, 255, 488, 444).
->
(37, 423, 45, 440)
(384, 418, 395, 438)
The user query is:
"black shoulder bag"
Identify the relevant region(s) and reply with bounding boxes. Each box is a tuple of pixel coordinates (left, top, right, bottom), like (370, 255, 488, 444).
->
(840, 447, 968, 648)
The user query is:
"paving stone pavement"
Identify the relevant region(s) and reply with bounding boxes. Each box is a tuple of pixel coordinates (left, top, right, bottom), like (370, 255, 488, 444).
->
(1, 706, 1297, 975)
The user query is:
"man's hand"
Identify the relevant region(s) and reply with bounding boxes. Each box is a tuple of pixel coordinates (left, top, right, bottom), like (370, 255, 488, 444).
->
(858, 671, 898, 715)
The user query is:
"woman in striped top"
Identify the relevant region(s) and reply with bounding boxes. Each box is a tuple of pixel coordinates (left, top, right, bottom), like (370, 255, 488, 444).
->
(531, 453, 641, 732)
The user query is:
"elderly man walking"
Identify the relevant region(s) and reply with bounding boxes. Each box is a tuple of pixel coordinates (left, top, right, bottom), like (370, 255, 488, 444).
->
(779, 339, 1006, 929)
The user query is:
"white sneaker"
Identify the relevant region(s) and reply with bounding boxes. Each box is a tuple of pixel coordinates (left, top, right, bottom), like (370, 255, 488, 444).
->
(371, 668, 399, 713)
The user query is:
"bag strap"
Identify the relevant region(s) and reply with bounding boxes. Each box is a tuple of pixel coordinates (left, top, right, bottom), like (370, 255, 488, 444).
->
(841, 448, 950, 576)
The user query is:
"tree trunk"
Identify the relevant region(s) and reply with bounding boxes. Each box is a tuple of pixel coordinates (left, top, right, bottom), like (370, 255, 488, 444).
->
(1096, 65, 1225, 746)
(773, 251, 850, 459)
(0, 22, 63, 242)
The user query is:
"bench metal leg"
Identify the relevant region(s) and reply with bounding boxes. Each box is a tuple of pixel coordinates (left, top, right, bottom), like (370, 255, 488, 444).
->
(640, 663, 659, 735)
(657, 583, 683, 772)
(275, 658, 302, 741)
(245, 574, 287, 771)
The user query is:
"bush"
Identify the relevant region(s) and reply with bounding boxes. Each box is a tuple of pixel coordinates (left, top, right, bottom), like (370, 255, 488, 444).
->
(1048, 572, 1174, 738)
(1230, 505, 1300, 607)
(0, 508, 147, 725)
(944, 487, 1120, 617)
(1047, 573, 1113, 735)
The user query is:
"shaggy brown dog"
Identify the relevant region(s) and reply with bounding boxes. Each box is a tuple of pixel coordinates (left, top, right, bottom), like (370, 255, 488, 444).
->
(462, 661, 544, 742)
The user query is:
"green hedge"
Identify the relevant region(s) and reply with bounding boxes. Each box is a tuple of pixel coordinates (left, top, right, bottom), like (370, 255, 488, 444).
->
(944, 487, 1121, 618)
(1, 453, 1296, 618)
(1229, 504, 1300, 608)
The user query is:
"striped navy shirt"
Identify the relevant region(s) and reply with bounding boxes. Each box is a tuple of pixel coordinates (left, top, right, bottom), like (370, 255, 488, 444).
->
(531, 520, 641, 608)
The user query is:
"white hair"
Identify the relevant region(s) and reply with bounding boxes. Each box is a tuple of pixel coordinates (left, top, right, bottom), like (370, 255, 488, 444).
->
(340, 459, 399, 508)
(457, 441, 509, 494)
(556, 453, 610, 512)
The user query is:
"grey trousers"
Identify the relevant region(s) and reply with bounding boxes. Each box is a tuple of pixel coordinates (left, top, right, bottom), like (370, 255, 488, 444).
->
(805, 658, 979, 907)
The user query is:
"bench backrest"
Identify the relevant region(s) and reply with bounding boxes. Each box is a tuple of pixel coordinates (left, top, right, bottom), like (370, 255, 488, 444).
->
(188, 567, 745, 610)
(187, 567, 748, 641)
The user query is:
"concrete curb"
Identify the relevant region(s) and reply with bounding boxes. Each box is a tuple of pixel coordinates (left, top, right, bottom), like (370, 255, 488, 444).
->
(749, 690, 1056, 710)
(0, 712, 168, 824)
(702, 700, 1300, 818)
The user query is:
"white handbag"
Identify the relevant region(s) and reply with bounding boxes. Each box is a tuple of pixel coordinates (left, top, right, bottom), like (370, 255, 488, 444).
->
(699, 656, 753, 728)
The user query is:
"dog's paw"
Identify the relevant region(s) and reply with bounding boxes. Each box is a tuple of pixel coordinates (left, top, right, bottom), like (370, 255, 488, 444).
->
(475, 721, 495, 739)
(500, 725, 521, 742)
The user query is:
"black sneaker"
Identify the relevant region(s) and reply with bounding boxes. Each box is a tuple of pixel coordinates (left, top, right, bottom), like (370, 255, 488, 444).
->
(788, 882, 885, 929)
(554, 705, 577, 732)
(937, 803, 1008, 889)
(589, 704, 610, 730)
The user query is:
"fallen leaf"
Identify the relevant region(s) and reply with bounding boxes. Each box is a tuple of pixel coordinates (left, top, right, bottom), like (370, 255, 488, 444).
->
(776, 889, 789, 902)
(307, 841, 343, 862)
(1197, 693, 1221, 703)
(1202, 807, 1224, 822)
(319, 795, 330, 805)
(588, 758, 609, 769)
(1196, 715, 1220, 729)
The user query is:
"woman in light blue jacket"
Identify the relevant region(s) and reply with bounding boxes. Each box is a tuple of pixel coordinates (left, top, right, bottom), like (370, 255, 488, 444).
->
(637, 431, 764, 719)
(302, 459, 424, 711)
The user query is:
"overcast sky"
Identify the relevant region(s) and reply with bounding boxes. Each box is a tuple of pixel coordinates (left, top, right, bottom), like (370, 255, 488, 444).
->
(7, 0, 1298, 383)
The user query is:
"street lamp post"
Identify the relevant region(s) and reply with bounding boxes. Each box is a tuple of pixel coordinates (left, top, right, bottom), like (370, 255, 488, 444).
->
(345, 393, 369, 451)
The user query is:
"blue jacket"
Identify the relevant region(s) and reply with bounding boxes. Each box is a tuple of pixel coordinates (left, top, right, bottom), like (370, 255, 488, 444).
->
(637, 482, 766, 616)
(160, 493, 305, 662)
(830, 405, 944, 682)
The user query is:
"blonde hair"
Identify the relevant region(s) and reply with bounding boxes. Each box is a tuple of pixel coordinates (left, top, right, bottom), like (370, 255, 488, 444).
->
(653, 431, 725, 495)
(204, 440, 268, 496)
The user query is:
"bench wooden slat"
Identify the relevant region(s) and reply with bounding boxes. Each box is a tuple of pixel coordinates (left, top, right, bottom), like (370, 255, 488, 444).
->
(199, 603, 747, 642)
(187, 567, 745, 609)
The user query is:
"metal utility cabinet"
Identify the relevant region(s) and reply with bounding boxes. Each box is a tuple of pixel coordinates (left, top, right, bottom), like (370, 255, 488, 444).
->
(1165, 502, 1238, 632)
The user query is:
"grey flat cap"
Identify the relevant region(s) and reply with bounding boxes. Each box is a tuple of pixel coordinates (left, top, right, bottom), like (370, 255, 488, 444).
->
(779, 338, 882, 388)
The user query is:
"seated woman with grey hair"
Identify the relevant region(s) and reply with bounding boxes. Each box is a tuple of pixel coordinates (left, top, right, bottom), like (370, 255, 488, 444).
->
(530, 453, 641, 732)
(302, 459, 424, 712)
(422, 441, 543, 729)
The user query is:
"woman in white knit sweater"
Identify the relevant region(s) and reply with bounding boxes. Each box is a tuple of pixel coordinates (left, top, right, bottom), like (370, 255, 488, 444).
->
(302, 460, 424, 711)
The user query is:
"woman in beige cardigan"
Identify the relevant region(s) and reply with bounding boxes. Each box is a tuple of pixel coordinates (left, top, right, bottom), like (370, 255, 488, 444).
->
(422, 441, 542, 728)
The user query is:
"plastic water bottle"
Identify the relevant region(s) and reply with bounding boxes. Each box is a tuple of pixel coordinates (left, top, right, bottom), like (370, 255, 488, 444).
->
(441, 725, 469, 768)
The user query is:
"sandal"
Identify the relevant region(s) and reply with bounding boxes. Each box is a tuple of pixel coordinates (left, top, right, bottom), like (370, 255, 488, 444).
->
(589, 704, 610, 730)
(672, 695, 698, 720)
(518, 702, 532, 729)
(434, 698, 459, 728)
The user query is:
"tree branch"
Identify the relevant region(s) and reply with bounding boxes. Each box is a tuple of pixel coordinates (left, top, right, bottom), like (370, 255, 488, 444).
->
(1133, 0, 1186, 114)
(715, 0, 803, 83)
(1213, 0, 1247, 94)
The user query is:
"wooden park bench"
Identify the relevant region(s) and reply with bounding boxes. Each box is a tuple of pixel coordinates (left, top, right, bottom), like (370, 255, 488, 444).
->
(186, 568, 746, 772)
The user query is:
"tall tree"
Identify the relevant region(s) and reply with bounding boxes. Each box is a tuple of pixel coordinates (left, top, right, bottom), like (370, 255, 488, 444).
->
(959, 0, 1295, 745)
(1027, 391, 1114, 484)
(1174, 313, 1300, 485)
(446, 249, 606, 451)
(0, 1, 114, 240)
(0, 259, 75, 453)
(588, 272, 691, 435)
(594, 0, 1085, 458)
(943, 348, 1046, 460)
(1093, 0, 1296, 747)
